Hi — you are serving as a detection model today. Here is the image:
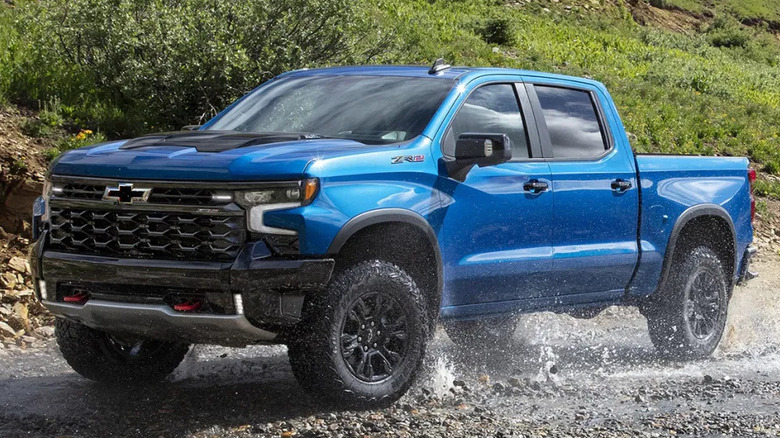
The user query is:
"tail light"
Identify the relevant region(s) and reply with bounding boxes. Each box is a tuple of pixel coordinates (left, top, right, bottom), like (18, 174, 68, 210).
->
(748, 168, 756, 223)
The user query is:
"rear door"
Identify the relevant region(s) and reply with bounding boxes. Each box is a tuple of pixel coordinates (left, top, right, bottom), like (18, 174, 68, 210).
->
(525, 81, 639, 297)
(437, 80, 554, 307)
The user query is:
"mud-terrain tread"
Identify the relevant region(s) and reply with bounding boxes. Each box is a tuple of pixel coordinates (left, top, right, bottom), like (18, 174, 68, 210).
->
(288, 260, 428, 407)
(645, 246, 729, 359)
(55, 318, 190, 383)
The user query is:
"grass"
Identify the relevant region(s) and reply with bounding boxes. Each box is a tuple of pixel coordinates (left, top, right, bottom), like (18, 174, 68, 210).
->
(664, 0, 780, 23)
(3, 0, 780, 175)
(365, 0, 780, 173)
(754, 180, 780, 200)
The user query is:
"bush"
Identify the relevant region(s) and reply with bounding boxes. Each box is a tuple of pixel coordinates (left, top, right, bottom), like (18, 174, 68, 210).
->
(478, 15, 517, 46)
(707, 16, 751, 48)
(754, 180, 780, 200)
(6, 0, 372, 136)
(46, 129, 108, 161)
(21, 98, 65, 138)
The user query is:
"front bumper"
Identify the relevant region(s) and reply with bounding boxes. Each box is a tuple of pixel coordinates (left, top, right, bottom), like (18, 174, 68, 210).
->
(30, 231, 334, 346)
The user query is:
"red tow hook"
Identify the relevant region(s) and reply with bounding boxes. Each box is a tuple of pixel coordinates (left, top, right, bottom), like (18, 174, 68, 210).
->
(63, 292, 89, 304)
(173, 300, 202, 312)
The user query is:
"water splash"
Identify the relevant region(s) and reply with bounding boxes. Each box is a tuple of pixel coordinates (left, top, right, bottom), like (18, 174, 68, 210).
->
(427, 355, 457, 398)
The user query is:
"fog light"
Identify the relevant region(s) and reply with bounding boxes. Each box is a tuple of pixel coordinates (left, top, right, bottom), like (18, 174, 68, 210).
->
(233, 294, 244, 315)
(38, 280, 47, 301)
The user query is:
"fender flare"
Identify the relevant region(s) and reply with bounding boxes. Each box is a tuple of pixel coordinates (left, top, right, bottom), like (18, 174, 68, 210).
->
(658, 204, 737, 292)
(326, 208, 444, 322)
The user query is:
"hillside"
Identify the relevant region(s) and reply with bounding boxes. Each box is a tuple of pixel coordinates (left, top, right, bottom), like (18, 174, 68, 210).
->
(2, 0, 780, 343)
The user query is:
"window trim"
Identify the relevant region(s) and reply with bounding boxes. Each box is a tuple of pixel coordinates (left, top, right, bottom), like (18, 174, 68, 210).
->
(526, 82, 615, 162)
(441, 81, 543, 162)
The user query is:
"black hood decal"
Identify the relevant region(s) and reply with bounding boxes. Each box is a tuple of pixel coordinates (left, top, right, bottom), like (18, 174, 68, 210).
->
(120, 130, 324, 153)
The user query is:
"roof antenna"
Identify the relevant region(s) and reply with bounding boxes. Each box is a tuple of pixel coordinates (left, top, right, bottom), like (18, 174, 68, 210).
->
(429, 58, 451, 75)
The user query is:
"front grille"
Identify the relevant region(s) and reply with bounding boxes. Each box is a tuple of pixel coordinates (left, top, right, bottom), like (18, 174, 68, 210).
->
(148, 187, 221, 205)
(57, 183, 228, 206)
(61, 183, 104, 200)
(49, 208, 245, 261)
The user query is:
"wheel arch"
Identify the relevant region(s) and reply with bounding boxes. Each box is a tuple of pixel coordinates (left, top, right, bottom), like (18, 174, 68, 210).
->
(658, 204, 737, 294)
(327, 208, 443, 329)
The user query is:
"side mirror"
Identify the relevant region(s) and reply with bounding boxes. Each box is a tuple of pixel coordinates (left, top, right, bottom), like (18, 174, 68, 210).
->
(181, 125, 202, 131)
(447, 133, 512, 181)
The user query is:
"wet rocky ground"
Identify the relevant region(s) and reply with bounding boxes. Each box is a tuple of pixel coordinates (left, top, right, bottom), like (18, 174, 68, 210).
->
(1, 254, 779, 437)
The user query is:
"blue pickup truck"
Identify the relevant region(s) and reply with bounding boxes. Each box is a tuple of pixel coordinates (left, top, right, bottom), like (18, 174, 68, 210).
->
(30, 63, 756, 405)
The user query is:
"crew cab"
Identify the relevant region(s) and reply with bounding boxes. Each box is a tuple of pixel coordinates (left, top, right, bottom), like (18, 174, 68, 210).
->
(30, 63, 756, 405)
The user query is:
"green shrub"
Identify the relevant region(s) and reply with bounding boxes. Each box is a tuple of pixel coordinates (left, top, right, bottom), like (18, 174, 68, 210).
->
(707, 16, 751, 48)
(754, 180, 780, 200)
(6, 0, 373, 136)
(46, 129, 108, 161)
(21, 98, 65, 138)
(764, 160, 780, 175)
(478, 15, 517, 46)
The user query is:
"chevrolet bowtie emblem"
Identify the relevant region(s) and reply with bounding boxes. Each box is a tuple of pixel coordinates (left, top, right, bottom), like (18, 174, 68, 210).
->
(103, 183, 152, 204)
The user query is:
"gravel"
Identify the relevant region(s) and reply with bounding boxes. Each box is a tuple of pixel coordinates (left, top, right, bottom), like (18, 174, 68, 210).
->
(1, 257, 778, 438)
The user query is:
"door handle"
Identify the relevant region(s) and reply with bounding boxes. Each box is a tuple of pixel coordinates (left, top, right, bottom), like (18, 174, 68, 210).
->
(523, 179, 549, 193)
(611, 179, 632, 192)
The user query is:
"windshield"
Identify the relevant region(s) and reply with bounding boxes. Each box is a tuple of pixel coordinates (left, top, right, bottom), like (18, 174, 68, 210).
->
(205, 75, 455, 144)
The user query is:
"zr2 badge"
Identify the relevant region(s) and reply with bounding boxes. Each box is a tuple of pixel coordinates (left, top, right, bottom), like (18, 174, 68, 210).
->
(391, 155, 425, 164)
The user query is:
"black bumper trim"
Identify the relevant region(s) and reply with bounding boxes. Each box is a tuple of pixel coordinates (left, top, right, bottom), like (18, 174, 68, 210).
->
(31, 233, 334, 344)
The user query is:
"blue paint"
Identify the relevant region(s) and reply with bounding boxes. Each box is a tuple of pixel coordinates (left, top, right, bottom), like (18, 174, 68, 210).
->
(48, 66, 754, 320)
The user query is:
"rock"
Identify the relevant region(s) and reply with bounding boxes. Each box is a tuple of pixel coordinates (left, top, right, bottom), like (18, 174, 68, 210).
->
(34, 325, 54, 338)
(1, 271, 17, 288)
(703, 375, 714, 384)
(453, 379, 469, 391)
(8, 256, 28, 274)
(11, 302, 30, 332)
(0, 321, 16, 337)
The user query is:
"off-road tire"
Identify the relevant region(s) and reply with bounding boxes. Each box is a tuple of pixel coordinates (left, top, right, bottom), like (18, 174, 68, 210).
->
(443, 315, 518, 354)
(288, 260, 428, 407)
(645, 246, 730, 359)
(55, 318, 190, 383)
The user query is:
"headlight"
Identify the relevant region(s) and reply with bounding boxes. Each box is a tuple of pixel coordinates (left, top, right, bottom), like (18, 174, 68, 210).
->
(235, 179, 318, 234)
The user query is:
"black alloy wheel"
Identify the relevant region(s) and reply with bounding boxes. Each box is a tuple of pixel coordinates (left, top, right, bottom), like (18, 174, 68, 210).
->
(287, 260, 428, 406)
(645, 246, 729, 359)
(340, 291, 410, 382)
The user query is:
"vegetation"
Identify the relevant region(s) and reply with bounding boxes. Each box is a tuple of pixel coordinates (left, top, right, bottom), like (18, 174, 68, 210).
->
(1, 0, 376, 137)
(665, 0, 780, 24)
(755, 180, 780, 200)
(1, 0, 780, 176)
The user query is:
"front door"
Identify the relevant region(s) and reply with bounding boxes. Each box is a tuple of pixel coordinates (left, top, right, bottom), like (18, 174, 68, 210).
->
(437, 81, 554, 307)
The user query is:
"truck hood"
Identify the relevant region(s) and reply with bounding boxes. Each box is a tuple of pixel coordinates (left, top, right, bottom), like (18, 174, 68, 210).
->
(51, 134, 383, 181)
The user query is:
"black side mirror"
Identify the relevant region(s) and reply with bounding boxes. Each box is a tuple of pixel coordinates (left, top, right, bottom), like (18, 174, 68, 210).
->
(447, 133, 512, 181)
(181, 125, 202, 131)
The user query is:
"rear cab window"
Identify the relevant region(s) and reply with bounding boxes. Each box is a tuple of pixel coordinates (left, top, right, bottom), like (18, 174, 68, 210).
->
(533, 85, 609, 160)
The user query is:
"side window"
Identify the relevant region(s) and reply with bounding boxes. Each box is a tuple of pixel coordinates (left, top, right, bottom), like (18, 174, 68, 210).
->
(534, 85, 608, 160)
(444, 84, 530, 159)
